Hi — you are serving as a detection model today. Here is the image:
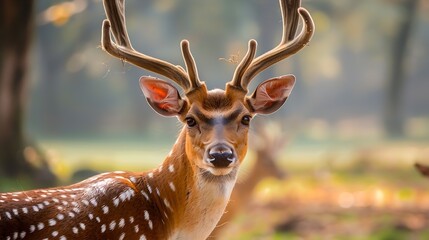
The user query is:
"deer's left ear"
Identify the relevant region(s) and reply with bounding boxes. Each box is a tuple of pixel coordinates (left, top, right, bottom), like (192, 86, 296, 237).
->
(247, 75, 295, 114)
(139, 76, 185, 117)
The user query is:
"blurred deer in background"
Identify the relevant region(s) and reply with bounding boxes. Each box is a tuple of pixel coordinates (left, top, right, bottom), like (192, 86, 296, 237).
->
(415, 163, 429, 177)
(210, 122, 287, 239)
(0, 0, 313, 239)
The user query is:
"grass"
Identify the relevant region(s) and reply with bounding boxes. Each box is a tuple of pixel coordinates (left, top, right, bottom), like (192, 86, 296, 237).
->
(2, 137, 429, 238)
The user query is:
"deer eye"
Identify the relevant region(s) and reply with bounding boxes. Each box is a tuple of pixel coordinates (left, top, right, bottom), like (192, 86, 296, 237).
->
(185, 117, 197, 127)
(241, 115, 251, 126)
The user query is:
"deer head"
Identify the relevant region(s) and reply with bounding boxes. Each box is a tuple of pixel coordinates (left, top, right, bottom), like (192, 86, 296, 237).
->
(102, 0, 313, 180)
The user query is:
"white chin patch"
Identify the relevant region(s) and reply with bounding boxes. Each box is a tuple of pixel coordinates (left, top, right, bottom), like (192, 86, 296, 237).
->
(208, 167, 233, 176)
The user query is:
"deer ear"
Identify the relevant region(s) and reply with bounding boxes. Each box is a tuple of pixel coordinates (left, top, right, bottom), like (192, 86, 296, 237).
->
(247, 75, 295, 114)
(139, 77, 185, 116)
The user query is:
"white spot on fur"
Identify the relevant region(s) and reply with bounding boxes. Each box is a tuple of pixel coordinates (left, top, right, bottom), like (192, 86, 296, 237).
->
(101, 224, 106, 233)
(144, 210, 149, 221)
(102, 205, 109, 214)
(109, 220, 116, 230)
(37, 222, 44, 230)
(168, 164, 174, 172)
(119, 233, 126, 240)
(48, 219, 57, 226)
(139, 234, 146, 240)
(119, 218, 125, 228)
(113, 197, 120, 207)
(90, 198, 98, 206)
(164, 198, 172, 211)
(169, 182, 176, 192)
(141, 191, 149, 201)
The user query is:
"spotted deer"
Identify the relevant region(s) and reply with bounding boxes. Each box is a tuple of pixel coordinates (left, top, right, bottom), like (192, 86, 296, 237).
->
(210, 122, 288, 238)
(0, 0, 314, 239)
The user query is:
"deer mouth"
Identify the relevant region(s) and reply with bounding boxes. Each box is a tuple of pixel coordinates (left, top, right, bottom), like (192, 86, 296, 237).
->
(198, 166, 238, 183)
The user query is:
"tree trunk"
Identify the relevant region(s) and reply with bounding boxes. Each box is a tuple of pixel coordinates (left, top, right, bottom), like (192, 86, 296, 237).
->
(0, 1, 56, 187)
(0, 1, 34, 177)
(384, 0, 418, 137)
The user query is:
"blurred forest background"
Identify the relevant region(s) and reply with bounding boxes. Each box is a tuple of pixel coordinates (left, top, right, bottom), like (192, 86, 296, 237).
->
(1, 0, 429, 239)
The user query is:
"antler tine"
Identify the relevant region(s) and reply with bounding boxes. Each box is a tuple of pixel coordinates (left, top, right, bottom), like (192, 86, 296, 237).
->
(233, 0, 314, 91)
(102, 0, 202, 92)
(281, 0, 301, 44)
(181, 40, 203, 90)
(229, 40, 257, 90)
(102, 0, 132, 48)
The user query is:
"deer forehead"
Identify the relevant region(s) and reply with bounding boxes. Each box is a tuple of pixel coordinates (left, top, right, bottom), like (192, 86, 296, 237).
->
(186, 89, 249, 123)
(193, 105, 246, 121)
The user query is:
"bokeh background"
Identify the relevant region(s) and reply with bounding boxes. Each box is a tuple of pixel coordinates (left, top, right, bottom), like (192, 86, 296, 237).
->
(1, 0, 429, 239)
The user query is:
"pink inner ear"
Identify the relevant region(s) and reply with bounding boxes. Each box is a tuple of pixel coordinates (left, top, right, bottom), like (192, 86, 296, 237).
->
(255, 77, 294, 103)
(248, 75, 295, 114)
(140, 77, 182, 113)
(260, 80, 293, 100)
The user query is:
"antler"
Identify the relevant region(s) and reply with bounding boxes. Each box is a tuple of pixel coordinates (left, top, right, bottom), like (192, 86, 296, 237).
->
(101, 0, 202, 92)
(229, 0, 315, 92)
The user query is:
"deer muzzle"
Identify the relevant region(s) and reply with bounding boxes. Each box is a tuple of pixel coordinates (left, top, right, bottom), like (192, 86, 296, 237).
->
(206, 144, 236, 168)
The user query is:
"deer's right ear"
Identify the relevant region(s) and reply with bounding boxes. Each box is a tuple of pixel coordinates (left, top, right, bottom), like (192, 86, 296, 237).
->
(139, 77, 185, 117)
(247, 75, 295, 115)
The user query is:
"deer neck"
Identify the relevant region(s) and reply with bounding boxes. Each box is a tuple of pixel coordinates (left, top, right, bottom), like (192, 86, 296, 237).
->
(142, 127, 238, 240)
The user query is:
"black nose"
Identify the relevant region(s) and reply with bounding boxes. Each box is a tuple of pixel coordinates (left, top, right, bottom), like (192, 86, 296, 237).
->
(208, 145, 235, 168)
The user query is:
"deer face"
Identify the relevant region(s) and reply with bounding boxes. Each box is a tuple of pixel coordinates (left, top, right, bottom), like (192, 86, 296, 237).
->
(139, 75, 295, 178)
(182, 90, 250, 177)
